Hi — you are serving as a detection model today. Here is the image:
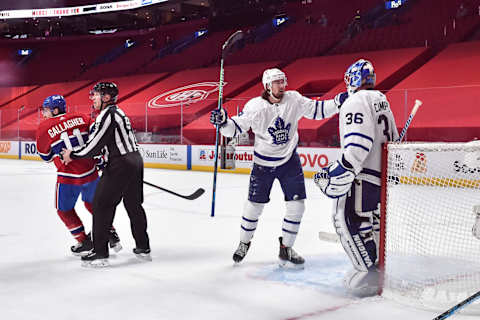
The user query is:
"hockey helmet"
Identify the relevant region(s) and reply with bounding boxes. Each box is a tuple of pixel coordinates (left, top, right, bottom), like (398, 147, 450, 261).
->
(91, 81, 119, 101)
(42, 95, 66, 114)
(344, 59, 376, 94)
(262, 68, 287, 90)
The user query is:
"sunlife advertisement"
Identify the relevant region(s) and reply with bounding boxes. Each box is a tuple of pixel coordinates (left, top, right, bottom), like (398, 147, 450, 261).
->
(139, 144, 187, 170)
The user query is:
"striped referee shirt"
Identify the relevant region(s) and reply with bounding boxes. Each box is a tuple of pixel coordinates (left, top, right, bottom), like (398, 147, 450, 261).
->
(71, 104, 139, 161)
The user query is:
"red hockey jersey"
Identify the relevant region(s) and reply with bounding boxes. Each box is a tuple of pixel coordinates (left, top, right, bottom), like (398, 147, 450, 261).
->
(36, 112, 98, 185)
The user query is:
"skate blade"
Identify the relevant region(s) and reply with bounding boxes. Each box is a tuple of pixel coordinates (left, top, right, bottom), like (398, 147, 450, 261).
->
(72, 251, 91, 257)
(110, 243, 123, 253)
(81, 259, 109, 268)
(278, 259, 305, 270)
(134, 253, 152, 262)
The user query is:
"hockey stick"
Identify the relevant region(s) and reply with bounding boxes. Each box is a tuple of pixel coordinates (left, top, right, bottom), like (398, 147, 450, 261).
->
(432, 290, 480, 320)
(318, 231, 340, 243)
(143, 181, 205, 200)
(211, 30, 244, 217)
(397, 99, 422, 142)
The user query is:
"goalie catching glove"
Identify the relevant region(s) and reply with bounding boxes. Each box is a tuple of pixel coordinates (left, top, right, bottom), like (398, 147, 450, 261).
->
(210, 108, 228, 127)
(314, 158, 355, 198)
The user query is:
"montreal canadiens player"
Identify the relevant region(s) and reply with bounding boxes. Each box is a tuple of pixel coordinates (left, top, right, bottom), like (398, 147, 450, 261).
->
(36, 95, 121, 256)
(210, 68, 348, 268)
(314, 59, 398, 296)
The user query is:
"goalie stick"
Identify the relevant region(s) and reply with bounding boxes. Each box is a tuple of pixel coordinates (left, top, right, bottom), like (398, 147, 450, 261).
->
(318, 231, 340, 243)
(211, 30, 244, 217)
(397, 99, 422, 142)
(432, 290, 480, 320)
(144, 181, 205, 200)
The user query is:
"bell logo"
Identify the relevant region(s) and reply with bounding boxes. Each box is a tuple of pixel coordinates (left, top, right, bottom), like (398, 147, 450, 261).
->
(148, 82, 226, 109)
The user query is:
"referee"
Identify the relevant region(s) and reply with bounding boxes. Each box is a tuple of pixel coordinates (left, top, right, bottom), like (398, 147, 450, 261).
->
(62, 82, 150, 267)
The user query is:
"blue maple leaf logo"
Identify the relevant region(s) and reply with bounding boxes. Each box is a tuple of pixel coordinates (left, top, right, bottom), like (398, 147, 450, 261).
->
(268, 117, 291, 145)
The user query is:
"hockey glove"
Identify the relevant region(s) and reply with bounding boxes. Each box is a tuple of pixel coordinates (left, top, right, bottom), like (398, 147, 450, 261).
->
(210, 108, 228, 127)
(314, 160, 355, 198)
(94, 155, 107, 171)
(334, 91, 349, 108)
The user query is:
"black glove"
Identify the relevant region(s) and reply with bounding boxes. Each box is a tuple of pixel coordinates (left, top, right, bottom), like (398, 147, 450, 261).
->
(210, 108, 228, 127)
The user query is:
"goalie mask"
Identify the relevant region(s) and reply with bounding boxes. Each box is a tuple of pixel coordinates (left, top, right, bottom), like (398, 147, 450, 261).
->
(262, 68, 287, 92)
(344, 59, 376, 95)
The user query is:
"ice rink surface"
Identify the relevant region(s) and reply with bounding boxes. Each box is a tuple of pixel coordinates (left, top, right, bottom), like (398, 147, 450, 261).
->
(0, 159, 475, 320)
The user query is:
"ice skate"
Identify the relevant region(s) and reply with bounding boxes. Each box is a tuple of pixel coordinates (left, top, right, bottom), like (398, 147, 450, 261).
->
(71, 233, 93, 257)
(344, 268, 380, 297)
(108, 228, 122, 253)
(81, 251, 109, 268)
(133, 248, 152, 261)
(278, 237, 304, 269)
(233, 241, 250, 263)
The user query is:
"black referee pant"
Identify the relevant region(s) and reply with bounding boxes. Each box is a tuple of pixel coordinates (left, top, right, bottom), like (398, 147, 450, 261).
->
(92, 151, 150, 256)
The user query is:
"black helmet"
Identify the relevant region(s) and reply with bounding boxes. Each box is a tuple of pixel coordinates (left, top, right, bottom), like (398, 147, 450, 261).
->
(91, 82, 119, 101)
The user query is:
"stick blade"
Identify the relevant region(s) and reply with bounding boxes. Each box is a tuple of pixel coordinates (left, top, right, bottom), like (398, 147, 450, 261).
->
(222, 30, 244, 59)
(185, 188, 205, 200)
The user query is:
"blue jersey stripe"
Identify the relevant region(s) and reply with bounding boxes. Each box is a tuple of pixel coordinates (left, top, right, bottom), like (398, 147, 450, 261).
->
(344, 132, 374, 143)
(231, 118, 243, 134)
(321, 100, 325, 119)
(282, 228, 298, 235)
(345, 143, 370, 152)
(313, 100, 318, 119)
(253, 151, 285, 162)
(283, 218, 301, 225)
(241, 225, 256, 232)
(242, 216, 258, 223)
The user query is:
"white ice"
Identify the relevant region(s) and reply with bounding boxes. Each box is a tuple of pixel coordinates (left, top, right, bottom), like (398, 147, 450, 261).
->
(0, 159, 474, 320)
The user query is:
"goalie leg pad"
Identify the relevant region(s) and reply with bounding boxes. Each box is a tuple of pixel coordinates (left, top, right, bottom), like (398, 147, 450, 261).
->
(282, 200, 305, 247)
(240, 200, 265, 244)
(332, 180, 380, 272)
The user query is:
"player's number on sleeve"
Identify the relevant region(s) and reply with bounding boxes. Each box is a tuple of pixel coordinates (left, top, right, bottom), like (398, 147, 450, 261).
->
(345, 112, 363, 125)
(378, 115, 391, 141)
(60, 129, 84, 151)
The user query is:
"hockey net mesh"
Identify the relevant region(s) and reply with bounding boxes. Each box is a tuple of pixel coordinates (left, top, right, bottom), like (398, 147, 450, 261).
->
(382, 142, 480, 314)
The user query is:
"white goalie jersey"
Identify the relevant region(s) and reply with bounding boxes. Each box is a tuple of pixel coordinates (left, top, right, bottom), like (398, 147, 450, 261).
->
(339, 89, 399, 185)
(220, 90, 339, 167)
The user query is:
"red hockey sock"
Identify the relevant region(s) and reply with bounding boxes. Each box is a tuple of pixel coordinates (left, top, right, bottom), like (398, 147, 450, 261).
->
(57, 209, 87, 243)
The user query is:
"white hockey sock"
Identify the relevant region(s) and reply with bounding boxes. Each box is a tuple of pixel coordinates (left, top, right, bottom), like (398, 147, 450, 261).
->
(239, 201, 265, 244)
(281, 200, 305, 247)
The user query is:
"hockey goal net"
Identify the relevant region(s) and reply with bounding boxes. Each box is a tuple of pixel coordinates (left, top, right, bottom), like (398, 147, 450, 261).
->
(380, 141, 480, 314)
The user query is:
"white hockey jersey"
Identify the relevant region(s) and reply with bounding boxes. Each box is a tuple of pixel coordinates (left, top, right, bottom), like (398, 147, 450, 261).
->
(339, 89, 398, 186)
(220, 90, 339, 167)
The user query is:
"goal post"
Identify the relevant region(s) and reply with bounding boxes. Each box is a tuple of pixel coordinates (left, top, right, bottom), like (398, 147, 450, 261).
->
(379, 141, 480, 314)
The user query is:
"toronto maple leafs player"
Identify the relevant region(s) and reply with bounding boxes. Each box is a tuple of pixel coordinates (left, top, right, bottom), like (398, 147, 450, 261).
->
(314, 59, 398, 296)
(210, 68, 348, 268)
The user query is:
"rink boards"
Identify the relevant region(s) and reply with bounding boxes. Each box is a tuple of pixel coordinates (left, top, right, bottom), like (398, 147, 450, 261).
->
(0, 140, 340, 177)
